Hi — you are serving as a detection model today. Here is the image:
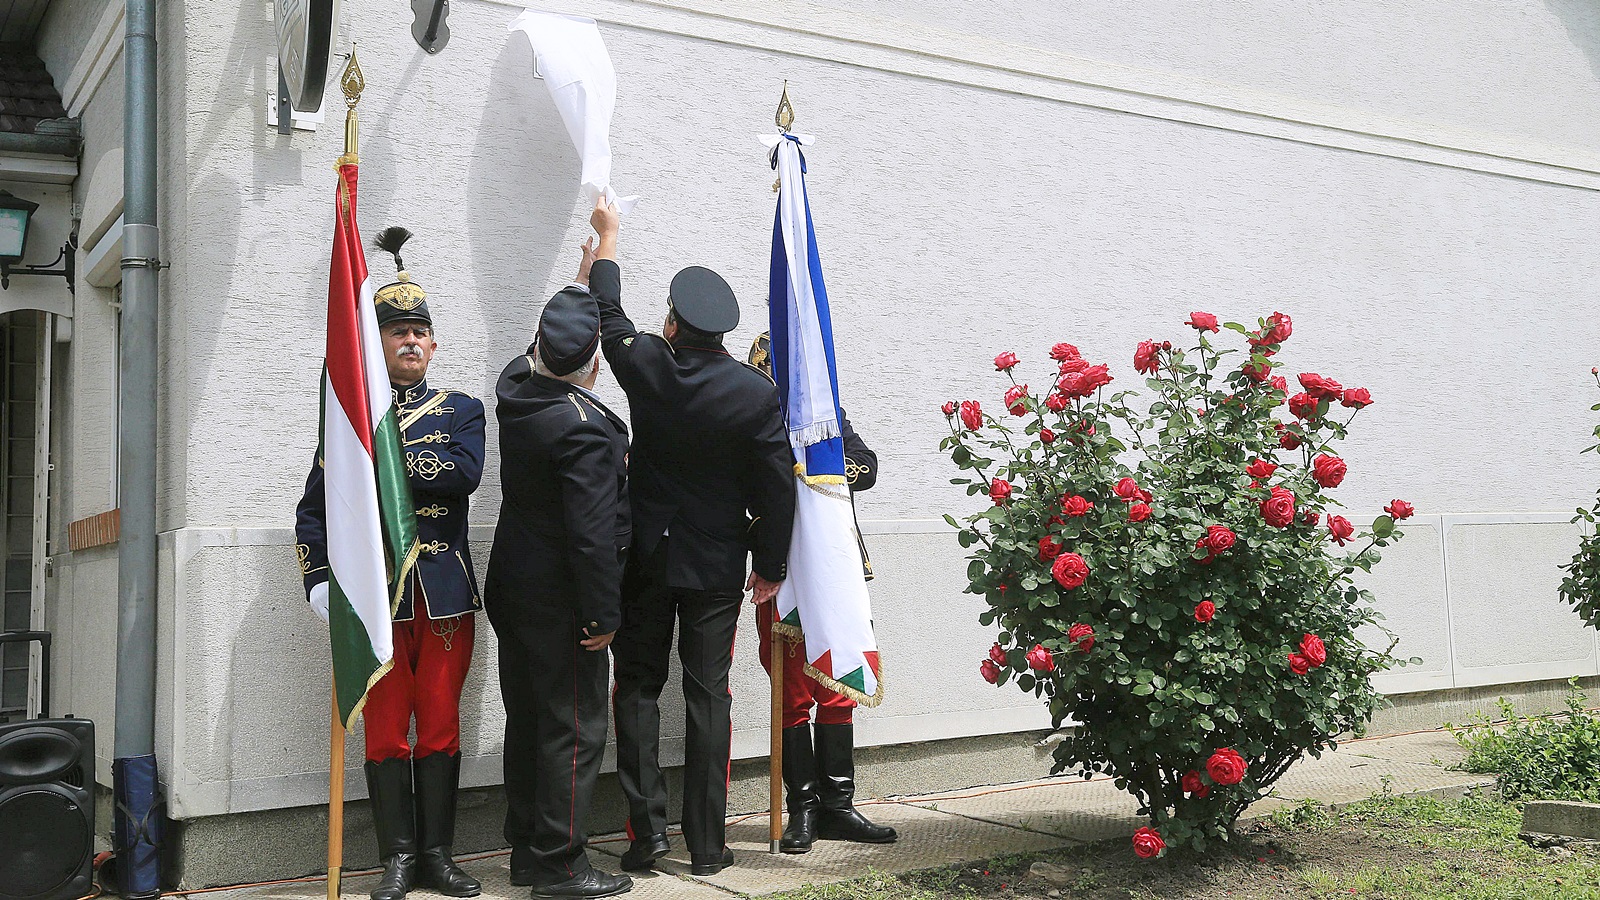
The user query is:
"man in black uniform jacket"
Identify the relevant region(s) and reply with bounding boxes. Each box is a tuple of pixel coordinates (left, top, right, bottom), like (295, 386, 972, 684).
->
(486, 258, 633, 898)
(586, 199, 797, 877)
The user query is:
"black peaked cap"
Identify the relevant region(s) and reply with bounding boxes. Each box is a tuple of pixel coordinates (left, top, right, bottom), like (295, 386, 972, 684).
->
(536, 287, 602, 376)
(669, 266, 739, 334)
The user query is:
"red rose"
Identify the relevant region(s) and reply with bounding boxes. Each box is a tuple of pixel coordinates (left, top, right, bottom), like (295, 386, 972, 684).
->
(1081, 363, 1114, 392)
(1326, 514, 1354, 546)
(1242, 359, 1270, 382)
(1270, 375, 1288, 394)
(1052, 552, 1089, 590)
(1040, 427, 1056, 444)
(1312, 454, 1347, 488)
(980, 659, 1000, 684)
(1037, 537, 1063, 562)
(1250, 311, 1292, 346)
(1302, 509, 1320, 527)
(990, 478, 1013, 505)
(941, 400, 956, 417)
(1044, 392, 1068, 412)
(1206, 748, 1247, 786)
(1288, 392, 1319, 420)
(1005, 384, 1029, 416)
(1186, 311, 1220, 333)
(1114, 478, 1142, 502)
(1288, 652, 1311, 675)
(994, 351, 1019, 371)
(1246, 459, 1278, 479)
(1068, 623, 1095, 653)
(1128, 502, 1152, 523)
(1385, 499, 1414, 520)
(1299, 633, 1326, 667)
(1049, 342, 1081, 362)
(988, 642, 1007, 666)
(1204, 524, 1236, 553)
(1137, 488, 1153, 503)
(1181, 770, 1211, 798)
(960, 400, 983, 431)
(1132, 826, 1166, 859)
(1298, 373, 1343, 400)
(1056, 372, 1089, 399)
(1062, 494, 1094, 517)
(1279, 426, 1303, 450)
(1058, 356, 1090, 375)
(1133, 340, 1161, 375)
(1260, 486, 1296, 528)
(1341, 387, 1372, 409)
(1025, 643, 1056, 671)
(1194, 600, 1215, 623)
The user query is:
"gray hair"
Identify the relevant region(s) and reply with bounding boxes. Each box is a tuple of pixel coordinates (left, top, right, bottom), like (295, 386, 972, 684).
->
(531, 347, 600, 384)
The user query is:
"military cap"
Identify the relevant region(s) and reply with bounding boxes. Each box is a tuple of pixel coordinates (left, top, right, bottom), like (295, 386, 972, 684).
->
(747, 331, 772, 377)
(373, 226, 433, 328)
(536, 287, 602, 376)
(669, 265, 739, 334)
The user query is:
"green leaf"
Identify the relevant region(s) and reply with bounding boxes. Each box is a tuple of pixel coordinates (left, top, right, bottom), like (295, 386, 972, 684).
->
(1371, 515, 1395, 539)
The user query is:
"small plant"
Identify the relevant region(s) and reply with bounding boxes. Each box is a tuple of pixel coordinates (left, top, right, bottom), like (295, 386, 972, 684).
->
(1451, 678, 1600, 803)
(1563, 369, 1600, 629)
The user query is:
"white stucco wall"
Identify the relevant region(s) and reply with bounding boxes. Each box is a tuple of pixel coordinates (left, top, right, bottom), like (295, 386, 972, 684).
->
(35, 0, 1600, 815)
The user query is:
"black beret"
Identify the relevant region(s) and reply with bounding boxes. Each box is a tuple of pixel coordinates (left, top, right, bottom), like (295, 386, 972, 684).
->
(669, 266, 739, 334)
(536, 287, 601, 376)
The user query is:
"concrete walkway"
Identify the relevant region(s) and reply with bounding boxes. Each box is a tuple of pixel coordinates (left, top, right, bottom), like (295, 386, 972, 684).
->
(191, 729, 1490, 899)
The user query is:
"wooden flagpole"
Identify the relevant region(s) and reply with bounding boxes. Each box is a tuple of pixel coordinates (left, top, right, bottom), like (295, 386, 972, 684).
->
(769, 623, 784, 854)
(329, 688, 346, 899)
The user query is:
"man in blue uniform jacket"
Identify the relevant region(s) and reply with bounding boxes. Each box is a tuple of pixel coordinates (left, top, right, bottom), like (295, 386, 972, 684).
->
(585, 199, 797, 877)
(486, 249, 634, 899)
(295, 228, 485, 900)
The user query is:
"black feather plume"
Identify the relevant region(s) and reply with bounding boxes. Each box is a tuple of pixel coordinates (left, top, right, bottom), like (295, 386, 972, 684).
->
(374, 226, 412, 273)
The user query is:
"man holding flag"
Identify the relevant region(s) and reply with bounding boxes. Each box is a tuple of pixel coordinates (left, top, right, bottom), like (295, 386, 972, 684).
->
(295, 219, 486, 900)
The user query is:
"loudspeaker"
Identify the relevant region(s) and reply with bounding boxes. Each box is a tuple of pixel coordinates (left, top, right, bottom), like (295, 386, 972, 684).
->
(0, 718, 95, 900)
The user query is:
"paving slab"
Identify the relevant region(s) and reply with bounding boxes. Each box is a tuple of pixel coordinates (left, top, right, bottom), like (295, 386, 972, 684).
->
(621, 800, 1069, 896)
(1339, 730, 1469, 768)
(1267, 746, 1491, 805)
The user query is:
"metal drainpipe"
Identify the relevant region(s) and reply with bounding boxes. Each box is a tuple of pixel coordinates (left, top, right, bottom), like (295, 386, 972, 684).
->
(113, 0, 163, 894)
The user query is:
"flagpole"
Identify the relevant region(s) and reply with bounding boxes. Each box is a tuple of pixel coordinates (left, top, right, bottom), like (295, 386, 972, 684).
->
(769, 621, 784, 854)
(327, 47, 365, 900)
(328, 688, 346, 899)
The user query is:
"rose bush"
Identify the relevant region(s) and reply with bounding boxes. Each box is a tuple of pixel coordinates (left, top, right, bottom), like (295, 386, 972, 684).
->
(941, 314, 1416, 856)
(1560, 371, 1600, 629)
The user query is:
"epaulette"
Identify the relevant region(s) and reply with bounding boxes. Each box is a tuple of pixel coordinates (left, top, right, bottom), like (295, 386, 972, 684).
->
(742, 360, 776, 384)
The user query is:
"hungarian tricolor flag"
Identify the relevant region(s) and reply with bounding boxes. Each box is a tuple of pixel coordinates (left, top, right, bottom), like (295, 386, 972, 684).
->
(322, 162, 420, 728)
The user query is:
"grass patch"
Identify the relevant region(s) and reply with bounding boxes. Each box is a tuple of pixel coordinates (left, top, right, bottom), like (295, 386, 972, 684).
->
(1449, 677, 1600, 803)
(763, 791, 1600, 900)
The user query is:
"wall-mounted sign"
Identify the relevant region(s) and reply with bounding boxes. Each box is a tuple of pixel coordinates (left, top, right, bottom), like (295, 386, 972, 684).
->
(275, 0, 338, 111)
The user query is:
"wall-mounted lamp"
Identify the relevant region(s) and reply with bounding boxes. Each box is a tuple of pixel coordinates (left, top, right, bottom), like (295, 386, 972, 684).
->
(0, 191, 75, 294)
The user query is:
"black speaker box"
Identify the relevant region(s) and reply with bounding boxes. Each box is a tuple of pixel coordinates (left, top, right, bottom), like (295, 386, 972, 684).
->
(0, 718, 95, 900)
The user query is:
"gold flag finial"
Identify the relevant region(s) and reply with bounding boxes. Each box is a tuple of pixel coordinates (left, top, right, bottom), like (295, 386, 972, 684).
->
(339, 46, 364, 165)
(775, 80, 794, 133)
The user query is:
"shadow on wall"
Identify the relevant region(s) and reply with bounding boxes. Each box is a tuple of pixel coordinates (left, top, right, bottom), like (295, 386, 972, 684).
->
(1548, 0, 1600, 85)
(468, 36, 583, 397)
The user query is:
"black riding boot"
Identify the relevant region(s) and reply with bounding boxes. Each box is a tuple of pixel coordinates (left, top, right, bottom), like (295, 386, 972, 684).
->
(780, 725, 820, 853)
(366, 759, 419, 900)
(413, 753, 482, 897)
(813, 723, 897, 843)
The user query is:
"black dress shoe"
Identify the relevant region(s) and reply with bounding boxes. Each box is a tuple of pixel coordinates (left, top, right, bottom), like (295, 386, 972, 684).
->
(619, 833, 670, 871)
(529, 869, 634, 898)
(689, 847, 734, 876)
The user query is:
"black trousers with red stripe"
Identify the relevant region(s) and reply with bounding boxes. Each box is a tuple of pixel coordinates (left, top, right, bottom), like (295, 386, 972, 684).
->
(613, 543, 742, 858)
(492, 601, 609, 886)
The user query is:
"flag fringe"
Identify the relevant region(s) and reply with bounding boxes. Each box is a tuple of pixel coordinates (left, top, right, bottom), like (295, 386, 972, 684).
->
(803, 657, 885, 708)
(789, 420, 840, 447)
(791, 462, 846, 486)
(341, 656, 394, 731)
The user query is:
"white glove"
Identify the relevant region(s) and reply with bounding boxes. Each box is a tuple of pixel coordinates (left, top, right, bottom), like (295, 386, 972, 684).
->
(309, 582, 330, 624)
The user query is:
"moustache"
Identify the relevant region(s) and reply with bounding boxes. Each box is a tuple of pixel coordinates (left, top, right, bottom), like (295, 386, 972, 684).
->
(397, 345, 424, 359)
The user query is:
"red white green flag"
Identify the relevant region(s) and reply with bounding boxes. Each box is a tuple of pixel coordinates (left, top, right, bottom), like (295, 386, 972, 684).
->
(322, 161, 420, 729)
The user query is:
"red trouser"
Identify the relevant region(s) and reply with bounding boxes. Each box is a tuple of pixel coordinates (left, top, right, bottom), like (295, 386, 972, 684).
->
(757, 601, 855, 729)
(363, 601, 475, 762)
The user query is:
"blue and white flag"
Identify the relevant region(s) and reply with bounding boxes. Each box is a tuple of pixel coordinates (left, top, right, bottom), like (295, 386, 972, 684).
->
(762, 131, 882, 706)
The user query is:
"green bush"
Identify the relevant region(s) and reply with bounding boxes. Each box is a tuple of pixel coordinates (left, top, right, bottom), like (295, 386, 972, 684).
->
(1452, 679, 1600, 803)
(941, 314, 1417, 856)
